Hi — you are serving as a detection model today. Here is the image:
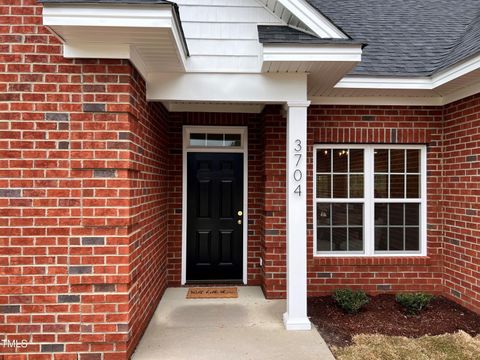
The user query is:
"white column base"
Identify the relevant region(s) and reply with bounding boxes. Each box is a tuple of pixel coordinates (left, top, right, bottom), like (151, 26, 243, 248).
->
(283, 312, 312, 331)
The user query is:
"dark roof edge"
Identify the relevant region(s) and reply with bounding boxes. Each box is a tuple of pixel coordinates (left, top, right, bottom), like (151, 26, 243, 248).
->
(258, 25, 366, 48)
(38, 0, 190, 57)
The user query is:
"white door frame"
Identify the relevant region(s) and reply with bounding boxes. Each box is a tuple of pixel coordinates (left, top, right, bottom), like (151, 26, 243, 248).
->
(181, 125, 248, 285)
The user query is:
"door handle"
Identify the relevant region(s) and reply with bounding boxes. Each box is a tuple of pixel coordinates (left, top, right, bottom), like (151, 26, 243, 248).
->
(237, 219, 242, 225)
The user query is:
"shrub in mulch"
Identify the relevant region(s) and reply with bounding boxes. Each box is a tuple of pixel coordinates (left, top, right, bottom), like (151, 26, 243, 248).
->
(396, 292, 434, 315)
(308, 294, 480, 348)
(333, 289, 370, 314)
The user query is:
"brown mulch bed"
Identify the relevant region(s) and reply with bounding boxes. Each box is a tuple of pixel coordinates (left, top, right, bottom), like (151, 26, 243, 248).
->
(308, 295, 480, 348)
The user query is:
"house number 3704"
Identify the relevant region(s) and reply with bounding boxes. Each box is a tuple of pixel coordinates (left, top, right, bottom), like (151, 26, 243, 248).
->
(293, 139, 302, 196)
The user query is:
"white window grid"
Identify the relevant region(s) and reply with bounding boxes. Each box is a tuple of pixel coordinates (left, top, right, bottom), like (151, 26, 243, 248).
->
(313, 144, 427, 257)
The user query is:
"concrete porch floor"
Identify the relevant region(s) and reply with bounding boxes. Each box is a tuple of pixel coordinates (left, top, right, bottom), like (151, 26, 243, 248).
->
(132, 287, 335, 360)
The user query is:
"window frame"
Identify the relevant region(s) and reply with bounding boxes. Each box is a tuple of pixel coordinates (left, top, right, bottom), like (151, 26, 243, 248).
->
(184, 126, 245, 150)
(313, 144, 427, 257)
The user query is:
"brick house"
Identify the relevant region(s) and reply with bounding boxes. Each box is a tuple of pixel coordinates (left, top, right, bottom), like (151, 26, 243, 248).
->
(1, 0, 480, 358)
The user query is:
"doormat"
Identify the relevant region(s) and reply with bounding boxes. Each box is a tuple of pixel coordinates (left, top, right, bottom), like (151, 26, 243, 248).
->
(186, 287, 238, 299)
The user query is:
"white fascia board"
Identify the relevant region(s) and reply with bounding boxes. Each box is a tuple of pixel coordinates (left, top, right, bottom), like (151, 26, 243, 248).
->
(262, 44, 362, 63)
(277, 0, 347, 39)
(335, 76, 433, 90)
(147, 73, 308, 103)
(335, 54, 480, 91)
(42, 4, 173, 28)
(431, 53, 480, 88)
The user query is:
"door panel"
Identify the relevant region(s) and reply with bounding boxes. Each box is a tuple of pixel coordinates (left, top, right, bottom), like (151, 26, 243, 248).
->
(187, 152, 244, 281)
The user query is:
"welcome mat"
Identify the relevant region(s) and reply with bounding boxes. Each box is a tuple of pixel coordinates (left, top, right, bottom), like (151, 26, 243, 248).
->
(186, 287, 238, 299)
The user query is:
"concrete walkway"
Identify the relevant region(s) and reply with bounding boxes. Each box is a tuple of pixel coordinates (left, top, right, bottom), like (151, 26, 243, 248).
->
(132, 287, 335, 360)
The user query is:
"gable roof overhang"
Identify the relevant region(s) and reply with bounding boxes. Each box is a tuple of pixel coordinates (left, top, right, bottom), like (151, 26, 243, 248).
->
(39, 0, 480, 110)
(40, 0, 189, 79)
(311, 52, 480, 106)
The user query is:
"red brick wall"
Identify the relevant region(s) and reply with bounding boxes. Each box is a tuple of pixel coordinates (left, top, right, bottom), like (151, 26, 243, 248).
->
(306, 105, 445, 296)
(260, 105, 446, 299)
(2, 0, 480, 357)
(125, 69, 169, 359)
(0, 1, 169, 358)
(443, 93, 480, 313)
(166, 112, 264, 287)
(262, 106, 287, 298)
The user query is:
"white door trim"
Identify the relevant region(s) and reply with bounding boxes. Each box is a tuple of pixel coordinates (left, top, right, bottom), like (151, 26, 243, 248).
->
(181, 125, 249, 285)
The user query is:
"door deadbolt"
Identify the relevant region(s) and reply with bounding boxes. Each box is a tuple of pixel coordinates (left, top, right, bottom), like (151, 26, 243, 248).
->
(237, 211, 243, 216)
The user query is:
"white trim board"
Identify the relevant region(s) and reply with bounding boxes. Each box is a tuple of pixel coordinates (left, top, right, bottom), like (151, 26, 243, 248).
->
(276, 0, 347, 39)
(181, 126, 249, 285)
(147, 73, 308, 103)
(262, 44, 362, 63)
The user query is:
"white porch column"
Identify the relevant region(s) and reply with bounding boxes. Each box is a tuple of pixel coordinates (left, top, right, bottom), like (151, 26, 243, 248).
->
(283, 100, 311, 331)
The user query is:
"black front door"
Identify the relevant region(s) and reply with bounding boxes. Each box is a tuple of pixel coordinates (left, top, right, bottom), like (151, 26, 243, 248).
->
(187, 152, 244, 282)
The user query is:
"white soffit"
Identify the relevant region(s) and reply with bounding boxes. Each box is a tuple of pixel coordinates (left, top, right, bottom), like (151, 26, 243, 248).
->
(260, 0, 347, 39)
(262, 44, 362, 95)
(42, 3, 188, 78)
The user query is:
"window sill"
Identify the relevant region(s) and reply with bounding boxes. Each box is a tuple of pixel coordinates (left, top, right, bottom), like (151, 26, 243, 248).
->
(312, 256, 433, 266)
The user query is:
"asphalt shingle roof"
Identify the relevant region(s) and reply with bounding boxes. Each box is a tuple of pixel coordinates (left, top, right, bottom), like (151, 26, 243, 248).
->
(306, 0, 480, 76)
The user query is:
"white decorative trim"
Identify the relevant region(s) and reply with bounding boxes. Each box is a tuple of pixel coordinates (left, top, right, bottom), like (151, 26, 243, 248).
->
(181, 126, 249, 285)
(277, 0, 348, 39)
(262, 44, 362, 63)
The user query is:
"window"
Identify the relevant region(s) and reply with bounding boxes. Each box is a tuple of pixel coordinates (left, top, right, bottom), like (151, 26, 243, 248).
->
(189, 132, 241, 148)
(314, 145, 426, 256)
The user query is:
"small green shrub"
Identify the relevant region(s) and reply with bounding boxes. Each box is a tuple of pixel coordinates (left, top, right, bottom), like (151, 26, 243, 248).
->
(396, 293, 434, 315)
(333, 289, 369, 314)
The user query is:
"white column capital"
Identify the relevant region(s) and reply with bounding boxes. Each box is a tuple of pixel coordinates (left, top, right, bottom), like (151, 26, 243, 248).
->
(285, 100, 311, 108)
